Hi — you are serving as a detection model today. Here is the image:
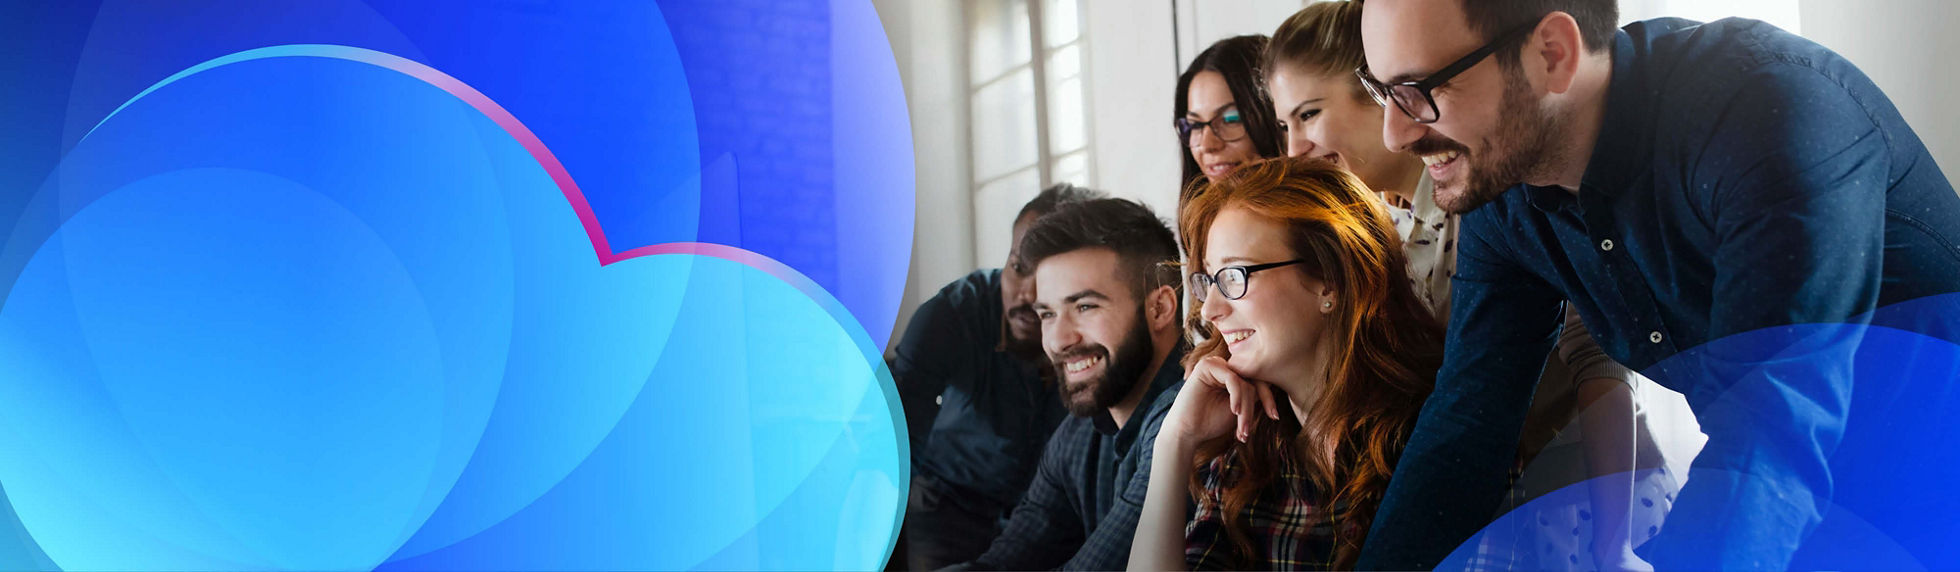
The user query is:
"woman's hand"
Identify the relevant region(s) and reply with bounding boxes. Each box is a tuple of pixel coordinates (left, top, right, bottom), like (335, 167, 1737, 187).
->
(1133, 356, 1275, 572)
(1164, 356, 1279, 446)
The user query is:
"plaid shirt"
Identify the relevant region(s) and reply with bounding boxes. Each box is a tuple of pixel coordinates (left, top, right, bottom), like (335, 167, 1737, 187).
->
(970, 346, 1186, 571)
(1185, 451, 1348, 570)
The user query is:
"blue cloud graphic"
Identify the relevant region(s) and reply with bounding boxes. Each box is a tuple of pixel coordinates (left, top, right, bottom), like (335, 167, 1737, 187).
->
(0, 40, 902, 571)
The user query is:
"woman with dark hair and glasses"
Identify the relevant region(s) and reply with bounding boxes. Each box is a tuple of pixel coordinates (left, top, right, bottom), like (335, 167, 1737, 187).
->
(1130, 156, 1442, 570)
(1176, 35, 1284, 343)
(1266, 3, 1691, 571)
(1175, 35, 1283, 200)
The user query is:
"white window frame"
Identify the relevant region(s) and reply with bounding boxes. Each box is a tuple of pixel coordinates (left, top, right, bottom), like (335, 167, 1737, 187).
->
(963, 0, 1097, 264)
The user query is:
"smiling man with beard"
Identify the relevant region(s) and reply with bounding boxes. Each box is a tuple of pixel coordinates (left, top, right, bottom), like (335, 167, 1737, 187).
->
(894, 184, 1100, 570)
(955, 198, 1187, 571)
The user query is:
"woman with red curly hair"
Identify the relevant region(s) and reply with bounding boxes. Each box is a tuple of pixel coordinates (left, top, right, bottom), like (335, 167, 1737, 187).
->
(1130, 156, 1442, 570)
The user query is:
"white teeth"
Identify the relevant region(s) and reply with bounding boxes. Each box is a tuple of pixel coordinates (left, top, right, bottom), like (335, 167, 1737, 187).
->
(1065, 357, 1102, 373)
(1224, 331, 1252, 343)
(1420, 151, 1461, 167)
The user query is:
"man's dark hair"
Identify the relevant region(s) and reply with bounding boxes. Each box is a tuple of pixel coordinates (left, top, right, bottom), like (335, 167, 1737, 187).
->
(1016, 182, 1104, 226)
(1018, 198, 1182, 300)
(1460, 0, 1618, 60)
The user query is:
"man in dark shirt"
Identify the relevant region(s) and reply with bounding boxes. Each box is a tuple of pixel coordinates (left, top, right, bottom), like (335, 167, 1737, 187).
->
(1353, 1, 1960, 570)
(962, 198, 1187, 571)
(894, 183, 1099, 570)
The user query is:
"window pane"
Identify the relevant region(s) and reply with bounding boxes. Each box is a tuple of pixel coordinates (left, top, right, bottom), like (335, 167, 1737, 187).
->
(1047, 43, 1080, 80)
(972, 68, 1040, 181)
(1052, 151, 1090, 188)
(1046, 57, 1086, 154)
(1044, 0, 1080, 48)
(969, 0, 1032, 84)
(973, 167, 1043, 267)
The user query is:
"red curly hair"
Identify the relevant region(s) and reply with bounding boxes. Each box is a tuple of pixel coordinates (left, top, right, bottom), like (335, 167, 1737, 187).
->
(1178, 156, 1443, 568)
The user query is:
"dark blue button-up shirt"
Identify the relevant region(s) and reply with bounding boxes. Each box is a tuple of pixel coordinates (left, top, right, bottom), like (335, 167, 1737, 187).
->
(971, 345, 1186, 571)
(896, 269, 1069, 511)
(1360, 18, 1960, 570)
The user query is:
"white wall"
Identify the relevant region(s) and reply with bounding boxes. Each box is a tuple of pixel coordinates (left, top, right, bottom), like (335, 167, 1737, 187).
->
(1620, 0, 1801, 33)
(1797, 0, 1960, 177)
(1175, 0, 1312, 68)
(874, 0, 976, 349)
(1081, 0, 1181, 220)
(1085, 0, 1307, 236)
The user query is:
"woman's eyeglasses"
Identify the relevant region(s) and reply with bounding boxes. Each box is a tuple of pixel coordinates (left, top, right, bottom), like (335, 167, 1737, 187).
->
(1175, 109, 1248, 148)
(1190, 259, 1307, 302)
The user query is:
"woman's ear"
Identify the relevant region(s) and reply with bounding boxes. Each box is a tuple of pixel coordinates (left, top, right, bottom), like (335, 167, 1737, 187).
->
(1318, 282, 1338, 314)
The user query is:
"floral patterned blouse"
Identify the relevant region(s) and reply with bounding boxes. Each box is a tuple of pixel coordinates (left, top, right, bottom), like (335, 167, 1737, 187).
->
(1383, 174, 1458, 320)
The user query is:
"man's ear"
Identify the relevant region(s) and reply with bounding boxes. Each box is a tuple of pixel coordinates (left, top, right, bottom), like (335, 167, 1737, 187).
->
(1527, 11, 1586, 95)
(1147, 285, 1179, 331)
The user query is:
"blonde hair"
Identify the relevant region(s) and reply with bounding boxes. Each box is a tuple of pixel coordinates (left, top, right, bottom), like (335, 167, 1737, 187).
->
(1265, 0, 1370, 102)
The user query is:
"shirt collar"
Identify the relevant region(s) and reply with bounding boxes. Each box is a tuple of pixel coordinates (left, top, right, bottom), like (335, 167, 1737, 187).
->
(1519, 29, 1645, 215)
(1522, 183, 1580, 214)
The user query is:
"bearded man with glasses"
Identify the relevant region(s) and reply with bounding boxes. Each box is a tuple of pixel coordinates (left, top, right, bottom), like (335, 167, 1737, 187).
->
(1350, 1, 1960, 571)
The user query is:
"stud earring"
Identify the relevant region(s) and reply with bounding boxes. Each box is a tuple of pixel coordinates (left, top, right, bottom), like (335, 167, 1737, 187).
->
(1322, 300, 1334, 310)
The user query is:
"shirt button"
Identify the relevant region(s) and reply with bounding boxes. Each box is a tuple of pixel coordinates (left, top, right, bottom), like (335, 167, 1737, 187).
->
(934, 395, 943, 405)
(1649, 331, 1664, 344)
(1600, 239, 1616, 251)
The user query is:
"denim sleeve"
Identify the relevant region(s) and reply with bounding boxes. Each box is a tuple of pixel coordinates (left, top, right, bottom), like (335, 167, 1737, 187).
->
(970, 427, 1085, 570)
(1355, 212, 1567, 570)
(1640, 65, 1890, 570)
(892, 290, 978, 453)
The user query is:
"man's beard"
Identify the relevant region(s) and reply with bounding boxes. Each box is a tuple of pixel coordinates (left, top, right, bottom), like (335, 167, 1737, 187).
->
(1416, 64, 1567, 214)
(1051, 306, 1156, 418)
